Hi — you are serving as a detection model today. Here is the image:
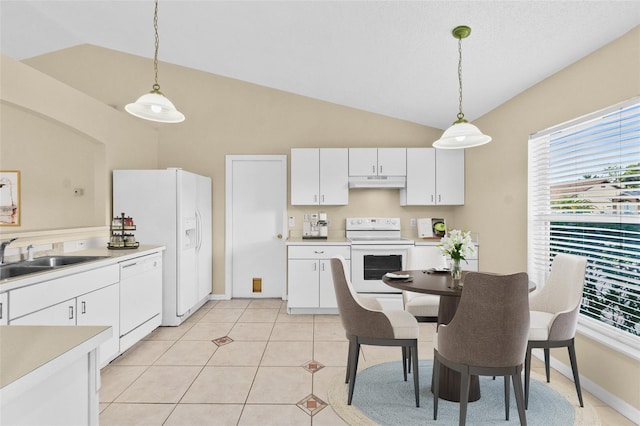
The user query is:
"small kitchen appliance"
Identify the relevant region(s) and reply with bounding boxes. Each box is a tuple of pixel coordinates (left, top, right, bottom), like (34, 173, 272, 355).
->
(303, 212, 328, 239)
(418, 218, 446, 238)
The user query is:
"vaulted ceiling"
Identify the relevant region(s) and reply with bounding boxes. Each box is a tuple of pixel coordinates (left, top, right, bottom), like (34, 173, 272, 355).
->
(1, 1, 638, 129)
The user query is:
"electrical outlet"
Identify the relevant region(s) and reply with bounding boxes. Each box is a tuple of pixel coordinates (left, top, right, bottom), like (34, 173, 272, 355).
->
(410, 218, 417, 227)
(288, 216, 295, 227)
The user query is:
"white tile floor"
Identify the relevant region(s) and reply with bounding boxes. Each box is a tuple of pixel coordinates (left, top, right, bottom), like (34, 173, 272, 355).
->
(99, 299, 633, 425)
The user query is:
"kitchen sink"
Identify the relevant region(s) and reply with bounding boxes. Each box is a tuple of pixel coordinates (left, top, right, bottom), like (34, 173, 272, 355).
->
(0, 264, 54, 279)
(27, 255, 108, 267)
(0, 255, 108, 280)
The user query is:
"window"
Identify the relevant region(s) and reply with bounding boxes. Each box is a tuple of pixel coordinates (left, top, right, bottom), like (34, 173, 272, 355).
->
(528, 98, 640, 345)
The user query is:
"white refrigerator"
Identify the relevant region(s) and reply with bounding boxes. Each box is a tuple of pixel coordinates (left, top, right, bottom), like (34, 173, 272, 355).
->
(113, 168, 212, 326)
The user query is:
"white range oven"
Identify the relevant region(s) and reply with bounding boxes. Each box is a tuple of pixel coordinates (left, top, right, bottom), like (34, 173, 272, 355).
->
(347, 217, 414, 295)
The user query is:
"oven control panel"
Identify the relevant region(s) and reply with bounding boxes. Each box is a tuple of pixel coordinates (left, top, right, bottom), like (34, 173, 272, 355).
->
(346, 217, 401, 231)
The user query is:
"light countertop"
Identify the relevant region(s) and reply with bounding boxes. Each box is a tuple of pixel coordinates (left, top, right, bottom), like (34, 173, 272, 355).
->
(0, 245, 165, 292)
(286, 237, 350, 245)
(0, 325, 111, 389)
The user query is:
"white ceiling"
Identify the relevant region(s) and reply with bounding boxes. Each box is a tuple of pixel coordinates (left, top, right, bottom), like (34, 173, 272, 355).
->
(1, 1, 639, 129)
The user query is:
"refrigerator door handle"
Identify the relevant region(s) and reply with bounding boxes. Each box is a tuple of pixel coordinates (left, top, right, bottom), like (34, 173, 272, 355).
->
(195, 209, 202, 251)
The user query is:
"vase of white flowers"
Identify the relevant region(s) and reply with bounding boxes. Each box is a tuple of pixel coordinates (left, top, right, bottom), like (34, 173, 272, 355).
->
(438, 229, 475, 283)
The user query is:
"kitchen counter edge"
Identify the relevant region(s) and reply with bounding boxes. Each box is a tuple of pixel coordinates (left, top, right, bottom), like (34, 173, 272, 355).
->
(286, 237, 350, 246)
(0, 245, 165, 292)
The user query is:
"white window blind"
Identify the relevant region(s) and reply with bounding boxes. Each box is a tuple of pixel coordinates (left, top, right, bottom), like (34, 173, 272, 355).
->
(528, 98, 640, 338)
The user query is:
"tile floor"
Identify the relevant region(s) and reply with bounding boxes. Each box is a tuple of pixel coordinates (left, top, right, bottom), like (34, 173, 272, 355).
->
(99, 299, 634, 425)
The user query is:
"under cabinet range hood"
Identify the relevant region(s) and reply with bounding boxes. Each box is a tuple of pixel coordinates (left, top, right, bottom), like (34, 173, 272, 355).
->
(348, 175, 406, 189)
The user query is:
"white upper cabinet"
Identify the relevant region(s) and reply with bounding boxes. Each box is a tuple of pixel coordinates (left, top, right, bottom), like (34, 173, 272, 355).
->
(400, 148, 464, 205)
(436, 148, 465, 205)
(349, 148, 406, 176)
(291, 148, 348, 205)
(401, 147, 436, 205)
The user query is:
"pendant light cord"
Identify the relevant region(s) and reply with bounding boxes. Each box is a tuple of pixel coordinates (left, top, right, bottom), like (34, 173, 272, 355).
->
(457, 35, 465, 122)
(152, 0, 161, 92)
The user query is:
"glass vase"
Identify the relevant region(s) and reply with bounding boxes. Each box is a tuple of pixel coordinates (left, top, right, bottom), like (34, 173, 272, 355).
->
(450, 258, 462, 281)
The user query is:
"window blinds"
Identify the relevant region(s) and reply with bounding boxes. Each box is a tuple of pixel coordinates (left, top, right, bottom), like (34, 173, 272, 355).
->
(528, 98, 640, 337)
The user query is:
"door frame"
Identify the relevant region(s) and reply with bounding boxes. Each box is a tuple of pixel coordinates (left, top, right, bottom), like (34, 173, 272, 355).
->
(224, 155, 288, 298)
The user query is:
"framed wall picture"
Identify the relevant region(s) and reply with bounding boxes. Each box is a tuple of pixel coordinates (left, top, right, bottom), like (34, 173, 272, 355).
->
(0, 170, 20, 226)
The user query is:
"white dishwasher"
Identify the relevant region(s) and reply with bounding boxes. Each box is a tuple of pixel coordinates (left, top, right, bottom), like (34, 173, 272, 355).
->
(119, 253, 163, 351)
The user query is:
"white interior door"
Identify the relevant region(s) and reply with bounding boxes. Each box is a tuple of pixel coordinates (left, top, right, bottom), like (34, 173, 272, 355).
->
(225, 155, 287, 298)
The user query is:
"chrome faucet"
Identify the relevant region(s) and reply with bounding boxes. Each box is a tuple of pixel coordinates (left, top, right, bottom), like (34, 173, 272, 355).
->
(0, 238, 18, 265)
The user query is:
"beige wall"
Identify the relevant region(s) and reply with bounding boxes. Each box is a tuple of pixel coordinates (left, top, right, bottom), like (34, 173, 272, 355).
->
(23, 45, 455, 297)
(0, 54, 159, 235)
(459, 26, 640, 410)
(9, 25, 640, 414)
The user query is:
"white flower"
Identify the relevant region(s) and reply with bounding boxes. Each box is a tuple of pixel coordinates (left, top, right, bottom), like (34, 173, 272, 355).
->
(438, 229, 475, 262)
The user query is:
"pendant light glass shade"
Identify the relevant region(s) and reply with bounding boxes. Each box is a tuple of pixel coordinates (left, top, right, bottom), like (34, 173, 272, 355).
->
(433, 26, 490, 149)
(126, 0, 184, 123)
(433, 121, 492, 149)
(125, 88, 185, 123)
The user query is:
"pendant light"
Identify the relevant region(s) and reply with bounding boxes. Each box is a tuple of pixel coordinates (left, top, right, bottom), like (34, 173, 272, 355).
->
(433, 26, 490, 149)
(125, 0, 185, 123)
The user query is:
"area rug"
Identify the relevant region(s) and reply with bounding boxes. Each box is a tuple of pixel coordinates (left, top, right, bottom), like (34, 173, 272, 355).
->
(328, 359, 600, 425)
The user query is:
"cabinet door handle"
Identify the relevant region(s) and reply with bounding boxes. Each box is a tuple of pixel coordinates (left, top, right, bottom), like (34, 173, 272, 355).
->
(431, 194, 434, 202)
(438, 194, 442, 202)
(321, 263, 325, 272)
(313, 263, 317, 271)
(314, 250, 325, 254)
(314, 194, 318, 203)
(379, 165, 383, 174)
(321, 194, 325, 203)
(0, 302, 3, 319)
(372, 165, 376, 174)
(81, 301, 86, 314)
(69, 306, 74, 320)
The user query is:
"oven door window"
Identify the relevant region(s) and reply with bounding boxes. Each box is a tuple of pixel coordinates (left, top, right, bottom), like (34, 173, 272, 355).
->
(363, 255, 402, 280)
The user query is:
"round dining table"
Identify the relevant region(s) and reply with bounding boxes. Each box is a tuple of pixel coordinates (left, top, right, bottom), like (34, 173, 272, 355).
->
(383, 269, 478, 403)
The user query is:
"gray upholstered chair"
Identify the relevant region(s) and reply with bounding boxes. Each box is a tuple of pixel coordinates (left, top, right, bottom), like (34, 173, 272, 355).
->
(434, 272, 530, 426)
(525, 253, 587, 409)
(402, 246, 447, 322)
(330, 256, 420, 407)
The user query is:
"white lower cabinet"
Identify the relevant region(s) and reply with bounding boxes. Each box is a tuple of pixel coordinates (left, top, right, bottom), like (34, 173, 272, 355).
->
(414, 242, 479, 271)
(8, 264, 122, 366)
(10, 283, 120, 364)
(287, 245, 350, 313)
(78, 283, 120, 363)
(0, 292, 7, 325)
(10, 299, 76, 326)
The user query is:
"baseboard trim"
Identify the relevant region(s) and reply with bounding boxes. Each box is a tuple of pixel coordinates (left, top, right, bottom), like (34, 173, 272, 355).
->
(532, 349, 639, 423)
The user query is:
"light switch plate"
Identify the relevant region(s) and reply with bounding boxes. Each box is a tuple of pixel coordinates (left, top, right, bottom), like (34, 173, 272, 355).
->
(288, 216, 295, 227)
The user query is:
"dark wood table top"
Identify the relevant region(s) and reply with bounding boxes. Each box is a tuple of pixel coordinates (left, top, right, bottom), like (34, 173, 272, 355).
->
(382, 269, 469, 297)
(383, 270, 536, 296)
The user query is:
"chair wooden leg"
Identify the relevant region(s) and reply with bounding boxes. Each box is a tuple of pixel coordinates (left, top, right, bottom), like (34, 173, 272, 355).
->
(459, 367, 470, 426)
(402, 346, 408, 381)
(504, 375, 510, 420)
(345, 338, 354, 384)
(347, 338, 360, 405)
(433, 355, 440, 420)
(544, 347, 551, 382)
(407, 345, 412, 374)
(524, 344, 532, 409)
(411, 343, 419, 407)
(513, 365, 528, 426)
(567, 339, 584, 407)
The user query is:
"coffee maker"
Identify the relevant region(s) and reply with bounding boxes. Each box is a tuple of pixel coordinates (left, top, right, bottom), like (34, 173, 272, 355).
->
(303, 212, 328, 239)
